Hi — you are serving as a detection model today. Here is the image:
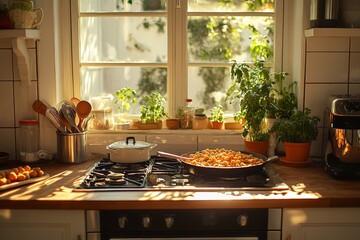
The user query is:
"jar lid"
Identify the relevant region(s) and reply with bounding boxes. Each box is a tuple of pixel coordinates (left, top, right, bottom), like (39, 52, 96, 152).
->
(19, 120, 39, 125)
(186, 99, 192, 102)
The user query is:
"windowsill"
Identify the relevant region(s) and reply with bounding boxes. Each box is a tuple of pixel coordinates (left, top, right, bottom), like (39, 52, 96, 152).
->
(88, 129, 243, 135)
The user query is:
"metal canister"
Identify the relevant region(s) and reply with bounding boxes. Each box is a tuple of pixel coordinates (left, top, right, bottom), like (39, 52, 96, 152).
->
(57, 131, 87, 164)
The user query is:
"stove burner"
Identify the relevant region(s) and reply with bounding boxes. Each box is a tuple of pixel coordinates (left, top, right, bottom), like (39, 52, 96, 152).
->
(75, 155, 288, 191)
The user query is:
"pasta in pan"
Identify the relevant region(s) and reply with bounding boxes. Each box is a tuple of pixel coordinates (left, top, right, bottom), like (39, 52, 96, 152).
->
(185, 148, 264, 168)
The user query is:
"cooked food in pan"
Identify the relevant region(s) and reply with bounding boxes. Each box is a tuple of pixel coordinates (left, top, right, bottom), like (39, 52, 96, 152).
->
(185, 148, 264, 168)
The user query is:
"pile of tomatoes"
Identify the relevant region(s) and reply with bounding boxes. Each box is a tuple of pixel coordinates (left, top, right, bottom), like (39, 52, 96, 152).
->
(0, 165, 45, 186)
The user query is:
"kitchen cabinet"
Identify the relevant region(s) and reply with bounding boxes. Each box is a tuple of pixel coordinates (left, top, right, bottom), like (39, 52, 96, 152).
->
(0, 209, 85, 240)
(282, 208, 360, 240)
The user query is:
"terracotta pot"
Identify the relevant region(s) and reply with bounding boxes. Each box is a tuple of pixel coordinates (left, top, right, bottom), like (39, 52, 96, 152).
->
(284, 142, 311, 162)
(244, 140, 269, 156)
(210, 121, 224, 129)
(224, 122, 243, 130)
(138, 120, 162, 130)
(166, 118, 180, 129)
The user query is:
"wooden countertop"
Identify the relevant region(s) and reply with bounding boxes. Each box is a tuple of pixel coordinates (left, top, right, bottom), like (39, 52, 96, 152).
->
(1, 159, 360, 210)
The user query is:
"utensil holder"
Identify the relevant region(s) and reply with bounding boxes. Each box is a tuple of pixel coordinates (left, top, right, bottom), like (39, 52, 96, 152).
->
(57, 131, 87, 164)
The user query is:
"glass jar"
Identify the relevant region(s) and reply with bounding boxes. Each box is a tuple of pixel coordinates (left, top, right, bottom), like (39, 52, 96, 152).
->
(192, 114, 208, 130)
(180, 99, 194, 129)
(19, 119, 39, 162)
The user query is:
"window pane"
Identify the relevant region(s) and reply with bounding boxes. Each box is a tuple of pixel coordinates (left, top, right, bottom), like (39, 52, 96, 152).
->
(188, 16, 274, 63)
(80, 0, 167, 12)
(188, 0, 274, 12)
(188, 66, 239, 113)
(80, 17, 167, 62)
(81, 67, 168, 114)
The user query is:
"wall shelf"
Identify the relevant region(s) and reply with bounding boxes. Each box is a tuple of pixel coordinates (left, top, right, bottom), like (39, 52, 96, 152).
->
(0, 29, 40, 86)
(305, 28, 360, 38)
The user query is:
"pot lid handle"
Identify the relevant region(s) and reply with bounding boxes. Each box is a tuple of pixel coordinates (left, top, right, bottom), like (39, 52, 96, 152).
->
(126, 136, 136, 146)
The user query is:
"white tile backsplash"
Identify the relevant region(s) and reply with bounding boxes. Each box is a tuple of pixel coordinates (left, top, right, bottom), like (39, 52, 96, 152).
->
(351, 37, 360, 51)
(198, 135, 244, 151)
(305, 52, 349, 83)
(0, 81, 14, 127)
(304, 84, 348, 127)
(0, 128, 16, 160)
(13, 48, 37, 81)
(147, 135, 198, 155)
(350, 52, 360, 82)
(0, 49, 13, 80)
(0, 38, 38, 161)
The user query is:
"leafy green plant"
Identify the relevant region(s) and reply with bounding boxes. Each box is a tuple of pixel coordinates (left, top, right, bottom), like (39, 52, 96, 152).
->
(272, 108, 320, 143)
(115, 87, 137, 114)
(140, 92, 166, 123)
(209, 105, 225, 122)
(267, 72, 297, 119)
(226, 60, 272, 141)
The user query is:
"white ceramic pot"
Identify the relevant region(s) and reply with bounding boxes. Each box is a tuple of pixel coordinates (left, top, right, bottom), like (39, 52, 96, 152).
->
(106, 136, 157, 163)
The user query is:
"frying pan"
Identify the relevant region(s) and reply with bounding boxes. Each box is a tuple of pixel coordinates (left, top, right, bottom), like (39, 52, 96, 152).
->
(157, 151, 279, 178)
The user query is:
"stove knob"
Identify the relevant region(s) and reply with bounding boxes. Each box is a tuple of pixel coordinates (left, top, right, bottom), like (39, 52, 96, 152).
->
(237, 214, 248, 227)
(142, 216, 151, 228)
(118, 216, 127, 229)
(165, 216, 175, 228)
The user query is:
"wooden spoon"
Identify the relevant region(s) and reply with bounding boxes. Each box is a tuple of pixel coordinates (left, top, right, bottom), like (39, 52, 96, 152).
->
(76, 100, 92, 131)
(70, 97, 81, 107)
(32, 100, 48, 116)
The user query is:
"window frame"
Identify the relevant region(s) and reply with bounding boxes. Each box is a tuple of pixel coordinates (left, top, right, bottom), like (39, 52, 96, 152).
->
(69, 0, 284, 118)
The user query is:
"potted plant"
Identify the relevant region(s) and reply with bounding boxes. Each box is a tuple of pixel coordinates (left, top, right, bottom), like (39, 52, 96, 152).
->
(226, 60, 271, 155)
(266, 72, 298, 156)
(272, 108, 320, 164)
(165, 108, 181, 130)
(139, 92, 166, 129)
(114, 87, 137, 130)
(209, 105, 225, 129)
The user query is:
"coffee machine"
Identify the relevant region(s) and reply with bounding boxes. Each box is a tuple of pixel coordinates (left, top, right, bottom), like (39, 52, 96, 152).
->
(325, 95, 360, 179)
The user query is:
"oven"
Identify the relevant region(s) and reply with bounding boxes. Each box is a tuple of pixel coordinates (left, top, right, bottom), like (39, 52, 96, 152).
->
(86, 208, 282, 240)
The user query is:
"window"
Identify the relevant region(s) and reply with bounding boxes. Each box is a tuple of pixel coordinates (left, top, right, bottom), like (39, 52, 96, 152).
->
(72, 0, 282, 119)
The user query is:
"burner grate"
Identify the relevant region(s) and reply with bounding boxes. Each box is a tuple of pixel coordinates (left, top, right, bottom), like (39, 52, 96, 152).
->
(75, 155, 288, 191)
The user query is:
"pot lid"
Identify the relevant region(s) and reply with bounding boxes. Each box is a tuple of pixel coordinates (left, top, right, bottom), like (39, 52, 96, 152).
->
(108, 136, 154, 150)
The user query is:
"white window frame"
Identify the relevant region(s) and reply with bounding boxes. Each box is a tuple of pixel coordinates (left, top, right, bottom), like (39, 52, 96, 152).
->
(68, 0, 284, 118)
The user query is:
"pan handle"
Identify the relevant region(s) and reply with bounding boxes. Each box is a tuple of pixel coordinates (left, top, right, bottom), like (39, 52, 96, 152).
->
(266, 155, 279, 163)
(157, 151, 193, 161)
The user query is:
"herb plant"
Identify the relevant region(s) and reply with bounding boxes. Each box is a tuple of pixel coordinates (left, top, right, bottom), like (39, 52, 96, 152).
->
(226, 60, 272, 141)
(115, 87, 137, 114)
(209, 105, 225, 122)
(272, 108, 320, 143)
(140, 92, 166, 123)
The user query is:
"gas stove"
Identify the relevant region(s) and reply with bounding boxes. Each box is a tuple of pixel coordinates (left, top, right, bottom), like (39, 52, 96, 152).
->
(74, 156, 288, 191)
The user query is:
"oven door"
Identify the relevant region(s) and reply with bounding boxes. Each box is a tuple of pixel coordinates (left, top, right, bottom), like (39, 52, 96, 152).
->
(86, 209, 281, 240)
(88, 236, 260, 240)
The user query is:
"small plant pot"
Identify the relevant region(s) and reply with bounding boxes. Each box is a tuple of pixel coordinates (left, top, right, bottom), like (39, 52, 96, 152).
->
(139, 120, 162, 130)
(284, 142, 311, 162)
(166, 119, 180, 129)
(211, 121, 224, 129)
(224, 122, 243, 130)
(244, 140, 269, 156)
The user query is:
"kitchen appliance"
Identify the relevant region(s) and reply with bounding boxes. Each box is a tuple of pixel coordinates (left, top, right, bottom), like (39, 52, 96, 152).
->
(74, 156, 288, 192)
(86, 208, 282, 240)
(325, 95, 360, 178)
(77, 154, 286, 239)
(310, 0, 339, 28)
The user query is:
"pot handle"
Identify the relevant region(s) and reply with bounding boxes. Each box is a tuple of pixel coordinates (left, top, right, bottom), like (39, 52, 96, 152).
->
(126, 136, 136, 145)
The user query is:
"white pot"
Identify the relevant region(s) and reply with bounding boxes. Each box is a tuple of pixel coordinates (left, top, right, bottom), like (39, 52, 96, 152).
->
(106, 136, 157, 163)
